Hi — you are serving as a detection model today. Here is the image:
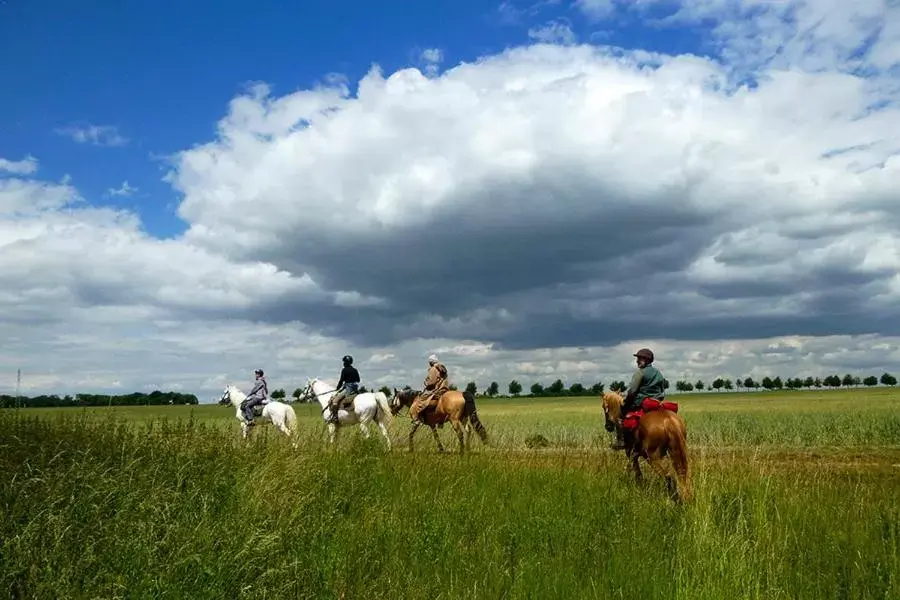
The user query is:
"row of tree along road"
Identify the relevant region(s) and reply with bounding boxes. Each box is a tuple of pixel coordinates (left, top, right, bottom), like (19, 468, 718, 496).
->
(3, 372, 896, 408)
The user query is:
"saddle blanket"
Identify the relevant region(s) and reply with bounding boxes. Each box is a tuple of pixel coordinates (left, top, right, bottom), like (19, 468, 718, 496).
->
(622, 398, 679, 430)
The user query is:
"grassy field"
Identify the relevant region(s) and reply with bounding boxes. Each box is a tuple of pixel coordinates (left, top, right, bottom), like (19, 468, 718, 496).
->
(1, 389, 898, 599)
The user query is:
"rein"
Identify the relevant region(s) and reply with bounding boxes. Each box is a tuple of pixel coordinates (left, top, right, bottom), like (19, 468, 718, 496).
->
(304, 384, 340, 414)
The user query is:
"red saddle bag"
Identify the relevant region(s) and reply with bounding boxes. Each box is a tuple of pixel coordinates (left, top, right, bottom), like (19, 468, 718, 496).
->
(641, 398, 679, 413)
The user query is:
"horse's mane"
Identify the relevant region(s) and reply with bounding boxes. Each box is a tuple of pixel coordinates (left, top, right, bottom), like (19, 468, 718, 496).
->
(397, 387, 421, 403)
(602, 390, 624, 406)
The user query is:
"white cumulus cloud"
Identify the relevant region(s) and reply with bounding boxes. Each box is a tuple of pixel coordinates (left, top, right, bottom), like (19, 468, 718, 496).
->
(4, 0, 900, 398)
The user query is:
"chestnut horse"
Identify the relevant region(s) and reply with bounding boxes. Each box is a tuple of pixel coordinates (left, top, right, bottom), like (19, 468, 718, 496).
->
(389, 387, 488, 453)
(601, 391, 693, 502)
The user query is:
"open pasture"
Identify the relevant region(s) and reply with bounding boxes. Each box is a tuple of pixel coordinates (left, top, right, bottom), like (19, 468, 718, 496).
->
(2, 388, 899, 599)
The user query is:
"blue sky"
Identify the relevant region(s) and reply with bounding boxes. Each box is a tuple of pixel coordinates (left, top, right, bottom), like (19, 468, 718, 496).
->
(6, 0, 900, 396)
(0, 0, 714, 238)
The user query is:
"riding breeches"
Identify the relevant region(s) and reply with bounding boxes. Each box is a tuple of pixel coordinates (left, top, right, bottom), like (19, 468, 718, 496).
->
(242, 396, 265, 420)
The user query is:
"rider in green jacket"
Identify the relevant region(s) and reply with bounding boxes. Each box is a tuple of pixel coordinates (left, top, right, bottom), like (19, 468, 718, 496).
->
(610, 348, 666, 450)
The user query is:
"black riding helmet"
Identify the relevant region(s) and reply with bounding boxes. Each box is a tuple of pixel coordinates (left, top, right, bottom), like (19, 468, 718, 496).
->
(342, 355, 353, 365)
(254, 368, 265, 376)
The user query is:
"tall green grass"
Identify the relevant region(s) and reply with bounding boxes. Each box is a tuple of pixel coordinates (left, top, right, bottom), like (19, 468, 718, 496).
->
(1, 401, 898, 599)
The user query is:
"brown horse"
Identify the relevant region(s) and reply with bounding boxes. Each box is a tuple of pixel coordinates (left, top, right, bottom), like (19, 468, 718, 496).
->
(601, 391, 693, 502)
(390, 388, 488, 453)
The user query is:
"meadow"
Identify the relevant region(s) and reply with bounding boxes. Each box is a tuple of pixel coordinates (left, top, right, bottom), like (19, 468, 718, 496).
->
(1, 388, 898, 599)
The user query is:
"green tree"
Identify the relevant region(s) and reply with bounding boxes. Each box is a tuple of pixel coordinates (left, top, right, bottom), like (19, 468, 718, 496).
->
(863, 375, 878, 387)
(761, 376, 774, 390)
(675, 380, 694, 392)
(292, 388, 304, 402)
(465, 381, 478, 396)
(379, 386, 391, 396)
(712, 378, 724, 391)
(508, 380, 523, 396)
(568, 382, 586, 395)
(743, 377, 755, 389)
(842, 373, 855, 387)
(772, 376, 783, 390)
(530, 382, 544, 396)
(880, 372, 897, 386)
(589, 382, 605, 395)
(271, 389, 286, 400)
(547, 378, 565, 396)
(695, 380, 705, 391)
(723, 378, 733, 391)
(487, 381, 499, 397)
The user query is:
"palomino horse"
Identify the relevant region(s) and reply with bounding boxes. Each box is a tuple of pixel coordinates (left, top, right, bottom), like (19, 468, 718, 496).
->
(219, 384, 298, 446)
(299, 377, 393, 449)
(601, 390, 692, 502)
(389, 387, 488, 453)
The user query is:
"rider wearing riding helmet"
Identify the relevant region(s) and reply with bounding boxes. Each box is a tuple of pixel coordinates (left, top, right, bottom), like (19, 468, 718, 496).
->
(610, 348, 666, 450)
(327, 355, 361, 422)
(242, 368, 269, 425)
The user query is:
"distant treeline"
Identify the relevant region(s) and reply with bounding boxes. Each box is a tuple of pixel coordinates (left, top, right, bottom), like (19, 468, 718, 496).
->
(0, 391, 199, 408)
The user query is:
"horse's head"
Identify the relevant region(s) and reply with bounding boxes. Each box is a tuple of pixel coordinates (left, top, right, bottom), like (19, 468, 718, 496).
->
(218, 385, 234, 406)
(601, 391, 624, 431)
(296, 378, 314, 403)
(299, 377, 331, 405)
(389, 386, 417, 415)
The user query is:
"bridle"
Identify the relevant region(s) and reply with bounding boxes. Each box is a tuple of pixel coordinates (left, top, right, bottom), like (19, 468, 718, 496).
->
(301, 380, 342, 416)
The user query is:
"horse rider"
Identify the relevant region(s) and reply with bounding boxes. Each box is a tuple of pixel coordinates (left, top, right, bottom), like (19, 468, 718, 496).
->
(610, 348, 667, 450)
(241, 368, 269, 425)
(327, 355, 361, 423)
(410, 354, 449, 421)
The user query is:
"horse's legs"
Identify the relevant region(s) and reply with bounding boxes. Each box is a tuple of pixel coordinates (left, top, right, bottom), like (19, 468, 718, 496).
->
(273, 414, 292, 438)
(328, 422, 338, 445)
(646, 451, 677, 500)
(630, 453, 643, 484)
(408, 421, 422, 452)
(450, 419, 465, 454)
(429, 425, 444, 452)
(375, 417, 392, 451)
(358, 420, 371, 439)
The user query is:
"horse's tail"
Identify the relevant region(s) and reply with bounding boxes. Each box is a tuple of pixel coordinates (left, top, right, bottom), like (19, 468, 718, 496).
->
(462, 391, 488, 443)
(374, 392, 393, 425)
(665, 415, 692, 502)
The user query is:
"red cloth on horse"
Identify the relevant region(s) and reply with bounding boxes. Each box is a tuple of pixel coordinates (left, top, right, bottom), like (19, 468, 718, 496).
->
(623, 398, 679, 429)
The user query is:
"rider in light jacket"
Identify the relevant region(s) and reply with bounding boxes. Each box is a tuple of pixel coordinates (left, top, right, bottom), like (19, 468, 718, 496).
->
(242, 369, 269, 425)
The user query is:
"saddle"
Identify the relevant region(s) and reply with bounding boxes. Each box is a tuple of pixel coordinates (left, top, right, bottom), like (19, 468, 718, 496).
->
(335, 393, 357, 410)
(622, 398, 679, 430)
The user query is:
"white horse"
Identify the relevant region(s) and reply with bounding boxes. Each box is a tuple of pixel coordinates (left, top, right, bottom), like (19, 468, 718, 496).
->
(219, 384, 298, 446)
(300, 377, 393, 449)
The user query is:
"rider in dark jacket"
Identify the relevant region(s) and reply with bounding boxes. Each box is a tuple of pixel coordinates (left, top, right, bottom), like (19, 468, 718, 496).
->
(327, 355, 360, 422)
